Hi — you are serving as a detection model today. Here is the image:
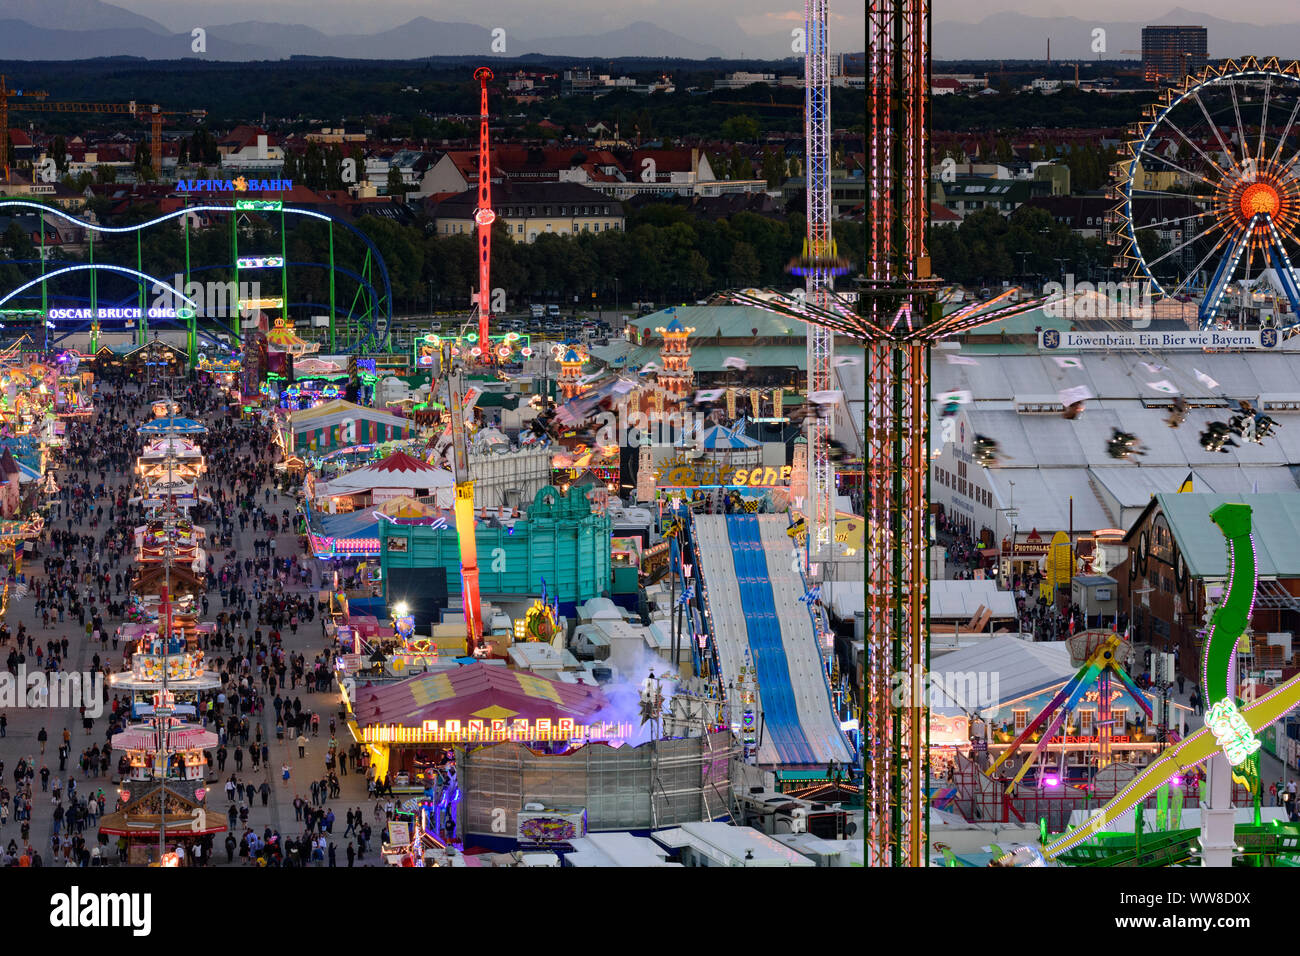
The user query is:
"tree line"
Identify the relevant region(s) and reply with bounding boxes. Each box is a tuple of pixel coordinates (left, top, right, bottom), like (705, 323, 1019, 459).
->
(0, 198, 865, 317)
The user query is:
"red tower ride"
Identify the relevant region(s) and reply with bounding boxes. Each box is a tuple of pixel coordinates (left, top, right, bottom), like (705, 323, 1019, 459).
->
(474, 67, 496, 365)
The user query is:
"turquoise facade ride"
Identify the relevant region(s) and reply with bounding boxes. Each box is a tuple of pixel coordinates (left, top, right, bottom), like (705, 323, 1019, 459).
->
(379, 485, 612, 608)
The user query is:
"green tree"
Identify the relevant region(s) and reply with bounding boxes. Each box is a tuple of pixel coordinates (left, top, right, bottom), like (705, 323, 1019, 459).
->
(760, 149, 787, 189)
(727, 241, 761, 286)
(386, 166, 408, 199)
(50, 136, 68, 175)
(720, 114, 760, 143)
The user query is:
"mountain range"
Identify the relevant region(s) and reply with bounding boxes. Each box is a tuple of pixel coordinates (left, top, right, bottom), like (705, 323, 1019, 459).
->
(935, 7, 1300, 62)
(0, 0, 727, 60)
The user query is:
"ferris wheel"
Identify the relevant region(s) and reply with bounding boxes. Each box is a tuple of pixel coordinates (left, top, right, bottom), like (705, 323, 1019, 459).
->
(1116, 57, 1300, 329)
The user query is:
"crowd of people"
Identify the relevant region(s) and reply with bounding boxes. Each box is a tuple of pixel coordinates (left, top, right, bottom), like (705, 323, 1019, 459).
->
(0, 372, 389, 866)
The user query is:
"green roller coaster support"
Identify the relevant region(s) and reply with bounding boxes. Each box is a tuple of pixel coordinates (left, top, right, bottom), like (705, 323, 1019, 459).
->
(39, 211, 46, 350)
(279, 204, 289, 329)
(88, 231, 97, 353)
(185, 201, 195, 366)
(230, 205, 241, 345)
(328, 222, 336, 353)
(136, 230, 146, 345)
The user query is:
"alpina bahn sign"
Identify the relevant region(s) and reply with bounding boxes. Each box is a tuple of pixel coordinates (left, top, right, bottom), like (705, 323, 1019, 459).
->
(176, 178, 292, 192)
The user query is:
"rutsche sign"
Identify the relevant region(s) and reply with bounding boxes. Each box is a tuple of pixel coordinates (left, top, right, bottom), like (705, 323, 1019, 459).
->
(1038, 328, 1279, 350)
(176, 178, 293, 192)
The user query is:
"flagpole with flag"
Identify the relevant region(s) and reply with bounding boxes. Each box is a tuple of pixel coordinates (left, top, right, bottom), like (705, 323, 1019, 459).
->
(1177, 472, 1193, 494)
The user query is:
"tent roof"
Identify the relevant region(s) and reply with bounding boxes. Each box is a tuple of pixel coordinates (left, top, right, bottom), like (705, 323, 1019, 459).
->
(289, 399, 410, 431)
(316, 509, 382, 540)
(929, 635, 1074, 715)
(317, 452, 453, 496)
(368, 450, 438, 474)
(139, 417, 207, 435)
(351, 661, 608, 728)
(929, 579, 1018, 620)
(1151, 492, 1300, 579)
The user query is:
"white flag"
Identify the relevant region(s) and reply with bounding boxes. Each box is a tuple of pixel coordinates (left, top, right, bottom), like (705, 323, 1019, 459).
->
(1193, 368, 1220, 390)
(638, 362, 659, 374)
(946, 354, 980, 366)
(1139, 361, 1167, 373)
(694, 389, 725, 403)
(1052, 356, 1084, 368)
(723, 356, 749, 371)
(1058, 385, 1094, 406)
(1145, 380, 1180, 394)
(833, 355, 861, 367)
(937, 389, 973, 405)
(808, 390, 842, 405)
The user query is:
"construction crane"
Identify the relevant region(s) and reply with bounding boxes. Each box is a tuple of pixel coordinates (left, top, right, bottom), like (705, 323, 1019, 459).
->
(473, 66, 495, 366)
(0, 76, 205, 182)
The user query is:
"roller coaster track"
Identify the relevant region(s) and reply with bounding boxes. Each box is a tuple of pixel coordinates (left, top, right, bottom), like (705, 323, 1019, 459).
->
(0, 199, 393, 351)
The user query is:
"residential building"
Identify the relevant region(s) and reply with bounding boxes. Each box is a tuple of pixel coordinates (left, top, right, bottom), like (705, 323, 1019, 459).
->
(713, 72, 777, 90)
(1117, 493, 1300, 682)
(304, 128, 367, 144)
(433, 180, 624, 242)
(364, 149, 435, 194)
(218, 126, 284, 170)
(781, 167, 866, 219)
(1018, 195, 1116, 239)
(933, 178, 1040, 217)
(1141, 25, 1208, 85)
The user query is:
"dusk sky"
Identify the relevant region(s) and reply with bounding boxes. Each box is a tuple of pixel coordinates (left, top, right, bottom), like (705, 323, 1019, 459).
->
(91, 0, 1299, 58)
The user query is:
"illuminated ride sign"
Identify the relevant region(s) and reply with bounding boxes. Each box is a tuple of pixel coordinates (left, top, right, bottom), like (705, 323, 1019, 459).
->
(654, 453, 793, 489)
(414, 331, 531, 367)
(177, 179, 293, 194)
(1205, 699, 1261, 766)
(362, 719, 634, 745)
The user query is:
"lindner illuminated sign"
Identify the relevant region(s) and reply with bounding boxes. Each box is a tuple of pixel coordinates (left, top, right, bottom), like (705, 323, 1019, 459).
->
(239, 298, 284, 311)
(177, 179, 293, 193)
(1205, 699, 1261, 766)
(235, 199, 283, 212)
(361, 719, 634, 744)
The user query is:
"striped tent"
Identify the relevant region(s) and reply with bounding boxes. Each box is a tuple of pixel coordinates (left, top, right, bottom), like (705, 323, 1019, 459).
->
(288, 399, 414, 453)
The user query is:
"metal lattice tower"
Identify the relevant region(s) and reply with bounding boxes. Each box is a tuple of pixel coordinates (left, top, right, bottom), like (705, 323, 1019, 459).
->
(474, 67, 496, 365)
(804, 0, 835, 573)
(864, 0, 932, 868)
(725, 0, 1050, 866)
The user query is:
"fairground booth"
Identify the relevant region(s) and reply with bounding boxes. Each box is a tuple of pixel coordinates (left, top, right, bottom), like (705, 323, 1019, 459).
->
(344, 661, 618, 791)
(285, 399, 414, 457)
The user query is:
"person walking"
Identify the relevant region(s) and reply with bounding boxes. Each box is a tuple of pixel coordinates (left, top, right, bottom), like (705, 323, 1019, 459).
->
(296, 733, 308, 759)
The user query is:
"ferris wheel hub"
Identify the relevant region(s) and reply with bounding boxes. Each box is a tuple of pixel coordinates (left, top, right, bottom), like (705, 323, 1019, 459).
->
(1239, 180, 1282, 222)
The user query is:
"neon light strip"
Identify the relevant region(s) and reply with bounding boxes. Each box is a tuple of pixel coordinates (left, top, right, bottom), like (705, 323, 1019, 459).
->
(0, 265, 198, 312)
(0, 200, 334, 234)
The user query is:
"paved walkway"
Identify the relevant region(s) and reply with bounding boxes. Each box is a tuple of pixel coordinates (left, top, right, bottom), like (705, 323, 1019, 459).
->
(0, 383, 386, 866)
